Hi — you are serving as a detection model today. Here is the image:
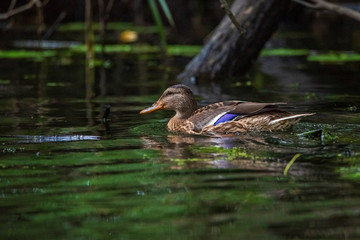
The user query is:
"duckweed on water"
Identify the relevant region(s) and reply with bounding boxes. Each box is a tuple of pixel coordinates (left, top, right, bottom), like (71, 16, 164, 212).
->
(261, 48, 309, 56)
(307, 52, 360, 62)
(261, 48, 360, 63)
(57, 22, 158, 33)
(2, 46, 359, 61)
(190, 146, 258, 160)
(0, 50, 57, 59)
(2, 23, 360, 239)
(131, 122, 168, 137)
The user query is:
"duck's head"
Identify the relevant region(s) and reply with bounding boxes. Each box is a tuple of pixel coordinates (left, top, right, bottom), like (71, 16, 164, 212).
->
(140, 84, 197, 119)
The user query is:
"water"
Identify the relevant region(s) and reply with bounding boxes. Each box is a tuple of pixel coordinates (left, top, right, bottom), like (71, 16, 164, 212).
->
(1, 47, 360, 239)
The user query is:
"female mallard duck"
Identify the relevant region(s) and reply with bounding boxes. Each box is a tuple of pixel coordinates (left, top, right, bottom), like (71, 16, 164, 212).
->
(140, 84, 314, 134)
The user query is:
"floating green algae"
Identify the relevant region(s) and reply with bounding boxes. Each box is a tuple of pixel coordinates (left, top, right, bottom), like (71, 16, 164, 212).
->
(0, 50, 56, 59)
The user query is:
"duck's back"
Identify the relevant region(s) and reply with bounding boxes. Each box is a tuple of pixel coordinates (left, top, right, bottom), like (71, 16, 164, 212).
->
(187, 101, 314, 133)
(202, 111, 314, 133)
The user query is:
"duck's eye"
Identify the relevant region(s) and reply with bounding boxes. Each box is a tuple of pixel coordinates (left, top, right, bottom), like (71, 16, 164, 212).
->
(164, 91, 176, 97)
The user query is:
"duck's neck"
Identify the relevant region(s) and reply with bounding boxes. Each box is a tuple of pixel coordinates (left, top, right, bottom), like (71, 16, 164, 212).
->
(173, 108, 194, 120)
(174, 99, 197, 120)
(167, 94, 197, 131)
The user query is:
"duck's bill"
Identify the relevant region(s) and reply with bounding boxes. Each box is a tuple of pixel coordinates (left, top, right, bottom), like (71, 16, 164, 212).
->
(140, 103, 163, 114)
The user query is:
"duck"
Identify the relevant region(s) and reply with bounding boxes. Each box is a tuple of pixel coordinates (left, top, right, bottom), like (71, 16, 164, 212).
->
(140, 84, 314, 135)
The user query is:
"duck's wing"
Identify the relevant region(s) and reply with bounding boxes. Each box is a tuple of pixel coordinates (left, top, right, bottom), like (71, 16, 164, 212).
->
(188, 101, 286, 132)
(229, 101, 286, 117)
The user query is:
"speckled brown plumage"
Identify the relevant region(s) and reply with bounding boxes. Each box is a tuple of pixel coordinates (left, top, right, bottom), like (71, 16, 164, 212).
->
(140, 84, 315, 134)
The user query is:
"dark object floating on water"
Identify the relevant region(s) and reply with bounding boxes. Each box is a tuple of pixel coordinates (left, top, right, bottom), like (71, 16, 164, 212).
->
(140, 84, 315, 134)
(103, 104, 111, 123)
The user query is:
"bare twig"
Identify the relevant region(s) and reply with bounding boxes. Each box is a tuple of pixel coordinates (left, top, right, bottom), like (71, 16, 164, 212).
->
(85, 0, 95, 100)
(293, 0, 316, 8)
(105, 0, 115, 20)
(98, 0, 105, 37)
(36, 1, 45, 37)
(293, 0, 360, 23)
(98, 0, 114, 41)
(219, 0, 246, 35)
(0, 0, 42, 20)
(7, 0, 18, 12)
(43, 11, 66, 39)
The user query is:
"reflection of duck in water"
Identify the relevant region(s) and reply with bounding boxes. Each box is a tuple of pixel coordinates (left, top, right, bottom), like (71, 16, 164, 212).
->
(141, 134, 321, 175)
(140, 84, 315, 134)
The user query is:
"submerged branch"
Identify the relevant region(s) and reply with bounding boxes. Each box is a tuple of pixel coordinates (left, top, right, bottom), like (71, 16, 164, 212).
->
(219, 0, 246, 35)
(293, 0, 360, 22)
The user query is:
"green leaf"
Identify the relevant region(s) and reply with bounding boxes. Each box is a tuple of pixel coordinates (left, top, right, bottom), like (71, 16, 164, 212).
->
(284, 153, 301, 176)
(147, 0, 166, 48)
(158, 0, 175, 27)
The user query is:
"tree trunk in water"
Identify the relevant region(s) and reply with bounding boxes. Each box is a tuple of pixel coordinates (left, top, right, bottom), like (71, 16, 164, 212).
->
(178, 0, 291, 81)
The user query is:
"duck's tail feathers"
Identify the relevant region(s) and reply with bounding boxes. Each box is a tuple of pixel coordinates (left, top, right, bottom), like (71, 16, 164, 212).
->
(269, 113, 315, 125)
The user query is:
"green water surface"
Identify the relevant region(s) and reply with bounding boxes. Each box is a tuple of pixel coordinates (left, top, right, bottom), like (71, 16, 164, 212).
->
(1, 37, 360, 240)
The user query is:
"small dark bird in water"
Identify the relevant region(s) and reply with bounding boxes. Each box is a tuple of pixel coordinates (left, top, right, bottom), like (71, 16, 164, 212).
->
(140, 84, 315, 134)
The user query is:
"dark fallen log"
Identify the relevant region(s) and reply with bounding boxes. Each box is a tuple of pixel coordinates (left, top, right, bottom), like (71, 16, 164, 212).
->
(178, 0, 291, 81)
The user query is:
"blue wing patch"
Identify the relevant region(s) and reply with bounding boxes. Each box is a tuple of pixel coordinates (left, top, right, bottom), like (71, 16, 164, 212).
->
(214, 113, 238, 126)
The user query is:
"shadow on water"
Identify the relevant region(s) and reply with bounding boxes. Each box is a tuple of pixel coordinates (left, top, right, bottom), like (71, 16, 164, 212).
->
(1, 38, 360, 240)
